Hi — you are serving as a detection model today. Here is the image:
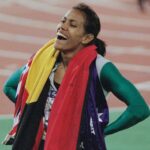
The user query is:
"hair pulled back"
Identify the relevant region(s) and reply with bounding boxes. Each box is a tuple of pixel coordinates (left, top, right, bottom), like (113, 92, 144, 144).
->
(73, 3, 106, 56)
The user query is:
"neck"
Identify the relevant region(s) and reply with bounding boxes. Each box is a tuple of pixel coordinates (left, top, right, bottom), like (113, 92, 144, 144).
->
(60, 45, 85, 68)
(60, 52, 74, 69)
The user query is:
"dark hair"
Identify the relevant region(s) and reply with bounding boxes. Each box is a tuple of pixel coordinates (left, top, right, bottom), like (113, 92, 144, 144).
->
(73, 3, 106, 56)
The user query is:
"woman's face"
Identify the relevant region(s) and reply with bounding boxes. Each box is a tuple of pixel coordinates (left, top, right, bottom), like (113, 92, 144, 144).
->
(54, 9, 87, 52)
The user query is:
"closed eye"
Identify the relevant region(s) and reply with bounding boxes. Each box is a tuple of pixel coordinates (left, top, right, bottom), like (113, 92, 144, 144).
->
(70, 24, 77, 27)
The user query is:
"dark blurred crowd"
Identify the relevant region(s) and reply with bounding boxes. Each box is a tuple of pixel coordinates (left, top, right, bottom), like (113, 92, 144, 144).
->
(138, 0, 150, 11)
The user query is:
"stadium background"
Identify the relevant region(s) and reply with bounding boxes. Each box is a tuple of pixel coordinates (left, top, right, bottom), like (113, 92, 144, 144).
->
(0, 0, 150, 149)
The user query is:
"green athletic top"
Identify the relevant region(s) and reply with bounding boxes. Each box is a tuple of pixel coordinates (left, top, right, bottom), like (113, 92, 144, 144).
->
(3, 66, 25, 103)
(3, 58, 150, 136)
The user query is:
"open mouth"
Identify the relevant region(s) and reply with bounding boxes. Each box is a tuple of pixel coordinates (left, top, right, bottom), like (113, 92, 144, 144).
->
(57, 32, 68, 40)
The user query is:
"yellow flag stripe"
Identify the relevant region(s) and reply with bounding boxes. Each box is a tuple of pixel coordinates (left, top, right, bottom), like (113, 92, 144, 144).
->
(25, 38, 59, 104)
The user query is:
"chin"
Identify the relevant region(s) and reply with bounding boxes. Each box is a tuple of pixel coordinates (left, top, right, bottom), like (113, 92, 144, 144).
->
(54, 42, 60, 49)
(54, 44, 63, 51)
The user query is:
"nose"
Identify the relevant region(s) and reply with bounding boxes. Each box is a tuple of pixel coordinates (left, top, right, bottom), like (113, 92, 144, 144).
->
(59, 21, 68, 31)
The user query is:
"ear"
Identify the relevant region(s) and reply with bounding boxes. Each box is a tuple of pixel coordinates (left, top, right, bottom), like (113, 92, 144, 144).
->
(82, 34, 94, 45)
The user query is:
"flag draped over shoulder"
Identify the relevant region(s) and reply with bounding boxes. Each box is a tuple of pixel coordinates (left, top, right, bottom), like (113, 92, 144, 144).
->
(2, 38, 59, 148)
(45, 45, 97, 150)
(3, 39, 108, 150)
(26, 38, 59, 104)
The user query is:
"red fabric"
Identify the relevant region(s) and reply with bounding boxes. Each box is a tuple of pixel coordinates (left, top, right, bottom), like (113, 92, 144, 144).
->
(33, 119, 44, 150)
(6, 59, 32, 144)
(15, 59, 32, 116)
(14, 73, 29, 115)
(44, 45, 97, 150)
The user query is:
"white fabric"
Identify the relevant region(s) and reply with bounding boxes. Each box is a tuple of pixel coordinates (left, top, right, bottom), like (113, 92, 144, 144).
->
(96, 54, 110, 97)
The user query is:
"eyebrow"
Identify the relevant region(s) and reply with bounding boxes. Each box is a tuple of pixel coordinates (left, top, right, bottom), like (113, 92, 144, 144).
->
(62, 17, 78, 23)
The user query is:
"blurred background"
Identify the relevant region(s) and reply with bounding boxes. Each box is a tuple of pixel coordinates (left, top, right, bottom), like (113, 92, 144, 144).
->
(0, 0, 150, 149)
